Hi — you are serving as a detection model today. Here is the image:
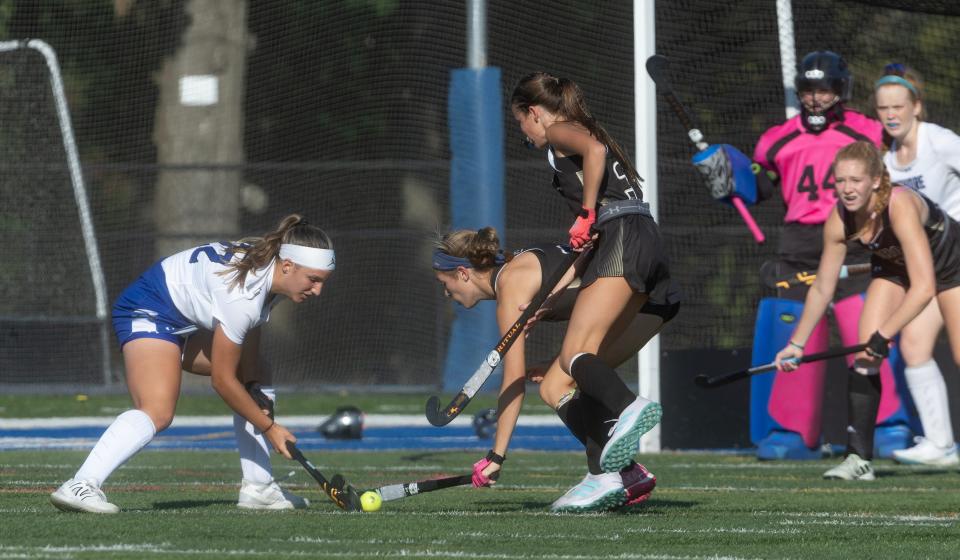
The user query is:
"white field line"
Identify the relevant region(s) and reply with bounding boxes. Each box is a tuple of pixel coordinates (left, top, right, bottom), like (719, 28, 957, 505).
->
(2, 463, 454, 472)
(778, 518, 953, 528)
(770, 510, 957, 527)
(0, 544, 758, 560)
(664, 485, 952, 494)
(0, 414, 564, 430)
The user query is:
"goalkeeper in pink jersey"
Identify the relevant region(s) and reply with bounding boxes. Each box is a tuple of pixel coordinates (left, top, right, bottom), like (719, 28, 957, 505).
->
(748, 51, 916, 460)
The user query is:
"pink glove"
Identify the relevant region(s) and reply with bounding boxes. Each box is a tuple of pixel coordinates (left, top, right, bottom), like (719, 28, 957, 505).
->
(471, 450, 505, 488)
(568, 208, 596, 249)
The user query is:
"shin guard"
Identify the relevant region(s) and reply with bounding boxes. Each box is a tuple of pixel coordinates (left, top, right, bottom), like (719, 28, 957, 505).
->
(846, 370, 882, 460)
(834, 295, 917, 456)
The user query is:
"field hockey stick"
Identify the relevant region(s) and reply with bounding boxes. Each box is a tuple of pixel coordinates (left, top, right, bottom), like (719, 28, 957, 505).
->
(285, 441, 361, 512)
(371, 474, 471, 501)
(645, 54, 765, 244)
(759, 260, 872, 290)
(694, 342, 868, 388)
(426, 250, 580, 426)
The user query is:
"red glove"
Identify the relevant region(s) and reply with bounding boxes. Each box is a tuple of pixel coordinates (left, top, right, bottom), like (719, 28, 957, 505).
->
(471, 450, 505, 487)
(568, 207, 596, 249)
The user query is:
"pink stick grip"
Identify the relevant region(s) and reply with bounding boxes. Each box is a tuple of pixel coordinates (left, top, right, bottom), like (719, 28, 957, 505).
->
(731, 196, 765, 244)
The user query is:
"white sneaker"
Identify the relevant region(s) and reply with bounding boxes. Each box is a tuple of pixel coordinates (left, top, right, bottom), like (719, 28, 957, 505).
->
(238, 479, 310, 510)
(550, 472, 626, 513)
(50, 479, 119, 514)
(892, 437, 959, 466)
(823, 454, 875, 481)
(599, 398, 662, 472)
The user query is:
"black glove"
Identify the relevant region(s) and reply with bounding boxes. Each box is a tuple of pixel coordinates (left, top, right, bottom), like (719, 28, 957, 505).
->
(865, 331, 891, 359)
(245, 381, 274, 419)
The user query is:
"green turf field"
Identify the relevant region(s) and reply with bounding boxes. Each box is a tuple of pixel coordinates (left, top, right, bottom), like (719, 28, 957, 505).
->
(3, 449, 959, 559)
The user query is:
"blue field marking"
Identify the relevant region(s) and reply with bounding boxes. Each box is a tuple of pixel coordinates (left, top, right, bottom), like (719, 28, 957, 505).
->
(0, 420, 582, 452)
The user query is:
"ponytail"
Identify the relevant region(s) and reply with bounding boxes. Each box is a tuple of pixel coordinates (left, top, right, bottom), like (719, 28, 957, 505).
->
(512, 72, 642, 187)
(435, 226, 504, 271)
(223, 214, 332, 289)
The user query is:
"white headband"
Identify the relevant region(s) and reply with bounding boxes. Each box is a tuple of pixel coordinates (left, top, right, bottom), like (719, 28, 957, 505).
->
(279, 243, 336, 271)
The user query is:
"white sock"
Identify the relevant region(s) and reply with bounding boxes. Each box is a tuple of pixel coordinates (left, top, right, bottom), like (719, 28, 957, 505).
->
(235, 386, 275, 484)
(905, 360, 955, 449)
(74, 409, 156, 487)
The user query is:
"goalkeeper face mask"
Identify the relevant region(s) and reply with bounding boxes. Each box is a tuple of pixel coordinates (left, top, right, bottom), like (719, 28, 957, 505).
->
(798, 88, 844, 133)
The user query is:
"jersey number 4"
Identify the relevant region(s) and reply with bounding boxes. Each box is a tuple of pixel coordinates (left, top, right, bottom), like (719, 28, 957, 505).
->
(796, 164, 835, 201)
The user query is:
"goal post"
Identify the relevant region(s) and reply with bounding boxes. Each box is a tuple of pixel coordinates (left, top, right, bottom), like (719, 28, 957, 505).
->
(0, 39, 111, 385)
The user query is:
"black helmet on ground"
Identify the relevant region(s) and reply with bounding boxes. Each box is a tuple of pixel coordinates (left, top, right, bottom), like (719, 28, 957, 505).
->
(317, 405, 364, 440)
(472, 408, 498, 439)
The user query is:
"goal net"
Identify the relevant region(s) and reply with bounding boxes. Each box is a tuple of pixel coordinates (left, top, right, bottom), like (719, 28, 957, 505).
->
(0, 40, 109, 385)
(3, 1, 959, 388)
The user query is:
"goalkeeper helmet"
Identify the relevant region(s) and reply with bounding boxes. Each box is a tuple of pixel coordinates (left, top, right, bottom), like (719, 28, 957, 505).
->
(795, 51, 851, 132)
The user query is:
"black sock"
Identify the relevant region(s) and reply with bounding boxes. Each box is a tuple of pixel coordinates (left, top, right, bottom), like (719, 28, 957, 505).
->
(569, 353, 635, 415)
(585, 437, 603, 475)
(556, 392, 617, 475)
(846, 371, 882, 460)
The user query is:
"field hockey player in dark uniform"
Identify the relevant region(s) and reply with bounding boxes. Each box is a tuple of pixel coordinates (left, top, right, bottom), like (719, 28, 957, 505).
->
(434, 228, 677, 511)
(501, 72, 679, 498)
(775, 141, 960, 480)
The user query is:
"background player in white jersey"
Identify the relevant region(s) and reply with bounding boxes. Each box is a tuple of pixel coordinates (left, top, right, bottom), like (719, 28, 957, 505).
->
(50, 214, 335, 513)
(875, 63, 960, 466)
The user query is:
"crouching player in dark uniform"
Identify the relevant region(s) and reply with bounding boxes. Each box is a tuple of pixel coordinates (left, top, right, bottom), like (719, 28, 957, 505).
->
(450, 70, 679, 510)
(433, 228, 678, 511)
(776, 141, 960, 479)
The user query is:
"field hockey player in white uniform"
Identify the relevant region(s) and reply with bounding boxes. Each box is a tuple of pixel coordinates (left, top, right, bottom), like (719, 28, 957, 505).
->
(875, 63, 960, 466)
(50, 214, 335, 513)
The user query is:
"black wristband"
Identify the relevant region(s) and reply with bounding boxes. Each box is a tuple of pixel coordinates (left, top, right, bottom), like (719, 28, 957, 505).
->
(865, 331, 891, 359)
(485, 450, 505, 465)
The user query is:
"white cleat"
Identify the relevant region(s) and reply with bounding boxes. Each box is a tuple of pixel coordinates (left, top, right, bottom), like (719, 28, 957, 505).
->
(550, 472, 626, 513)
(50, 479, 120, 514)
(238, 479, 310, 510)
(599, 397, 662, 473)
(892, 437, 959, 467)
(823, 454, 875, 481)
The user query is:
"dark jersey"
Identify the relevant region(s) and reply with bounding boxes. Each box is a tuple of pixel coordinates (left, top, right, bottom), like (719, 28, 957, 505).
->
(840, 189, 960, 292)
(547, 146, 643, 217)
(500, 243, 680, 323)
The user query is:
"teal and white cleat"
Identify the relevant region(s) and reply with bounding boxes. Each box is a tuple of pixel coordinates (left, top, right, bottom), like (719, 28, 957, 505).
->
(550, 472, 626, 513)
(600, 398, 662, 473)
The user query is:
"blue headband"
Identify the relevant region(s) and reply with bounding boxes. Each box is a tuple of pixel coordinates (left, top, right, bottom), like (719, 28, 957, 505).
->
(432, 250, 505, 271)
(875, 75, 918, 97)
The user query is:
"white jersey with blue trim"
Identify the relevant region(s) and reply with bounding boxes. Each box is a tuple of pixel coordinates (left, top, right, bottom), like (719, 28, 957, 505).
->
(161, 242, 276, 345)
(885, 121, 960, 220)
